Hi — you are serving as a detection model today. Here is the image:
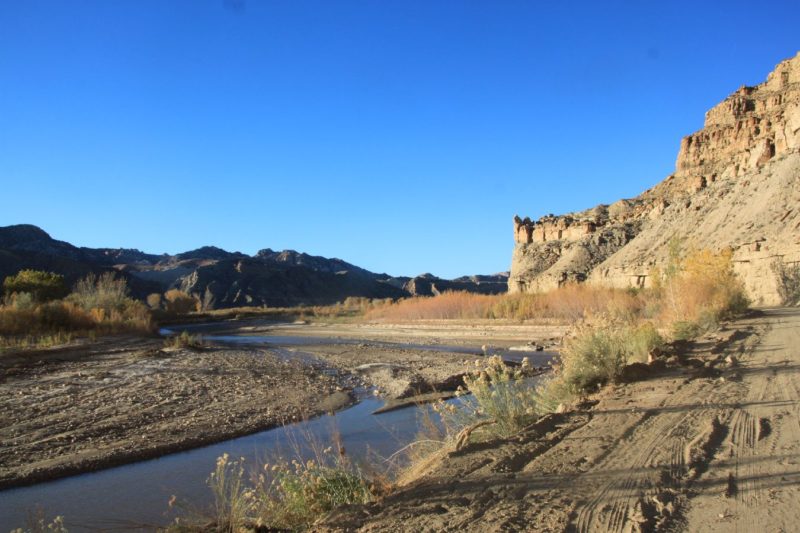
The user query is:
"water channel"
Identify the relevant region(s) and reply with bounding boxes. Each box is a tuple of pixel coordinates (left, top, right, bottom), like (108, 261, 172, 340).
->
(0, 327, 554, 531)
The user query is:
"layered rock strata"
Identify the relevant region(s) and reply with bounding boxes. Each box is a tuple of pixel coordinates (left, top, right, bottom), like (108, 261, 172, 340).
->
(510, 53, 800, 305)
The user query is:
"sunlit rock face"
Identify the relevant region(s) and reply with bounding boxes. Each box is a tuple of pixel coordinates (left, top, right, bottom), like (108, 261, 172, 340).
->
(510, 53, 800, 305)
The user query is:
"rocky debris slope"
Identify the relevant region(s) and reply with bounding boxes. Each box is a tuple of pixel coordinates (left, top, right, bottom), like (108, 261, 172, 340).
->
(510, 53, 800, 305)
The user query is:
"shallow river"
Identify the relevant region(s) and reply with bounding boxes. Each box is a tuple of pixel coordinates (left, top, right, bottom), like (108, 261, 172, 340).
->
(0, 327, 553, 531)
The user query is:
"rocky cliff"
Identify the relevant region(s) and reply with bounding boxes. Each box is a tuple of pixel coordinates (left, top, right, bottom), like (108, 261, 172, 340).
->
(510, 52, 800, 305)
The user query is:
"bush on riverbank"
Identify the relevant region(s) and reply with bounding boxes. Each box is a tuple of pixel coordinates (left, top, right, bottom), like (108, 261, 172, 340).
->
(3, 270, 69, 303)
(170, 443, 375, 531)
(459, 355, 552, 437)
(0, 271, 153, 349)
(652, 246, 749, 339)
(554, 319, 663, 396)
(163, 330, 204, 350)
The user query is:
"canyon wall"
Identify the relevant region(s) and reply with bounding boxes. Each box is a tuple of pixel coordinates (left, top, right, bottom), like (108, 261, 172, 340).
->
(510, 52, 800, 305)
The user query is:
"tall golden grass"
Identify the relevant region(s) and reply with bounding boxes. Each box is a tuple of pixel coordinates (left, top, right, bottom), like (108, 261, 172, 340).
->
(363, 284, 644, 323)
(364, 291, 498, 321)
(652, 247, 749, 338)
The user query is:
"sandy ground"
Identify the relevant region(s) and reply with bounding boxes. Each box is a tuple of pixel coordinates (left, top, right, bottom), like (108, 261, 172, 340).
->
(0, 321, 565, 490)
(317, 308, 800, 532)
(0, 337, 350, 490)
(216, 319, 569, 348)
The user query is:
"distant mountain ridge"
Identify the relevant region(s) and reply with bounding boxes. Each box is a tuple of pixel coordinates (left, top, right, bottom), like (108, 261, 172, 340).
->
(0, 224, 507, 308)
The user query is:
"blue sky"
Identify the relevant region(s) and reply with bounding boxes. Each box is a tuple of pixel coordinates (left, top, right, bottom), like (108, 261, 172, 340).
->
(1, 1, 797, 278)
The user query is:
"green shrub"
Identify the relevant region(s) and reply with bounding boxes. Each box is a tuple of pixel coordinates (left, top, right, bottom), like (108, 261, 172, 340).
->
(3, 270, 68, 303)
(557, 319, 663, 395)
(460, 355, 551, 437)
(172, 447, 374, 531)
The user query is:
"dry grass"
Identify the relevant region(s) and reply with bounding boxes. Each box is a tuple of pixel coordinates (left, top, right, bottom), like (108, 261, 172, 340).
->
(364, 285, 643, 323)
(652, 247, 749, 339)
(402, 247, 748, 466)
(488, 284, 644, 322)
(170, 433, 375, 531)
(364, 291, 498, 321)
(164, 297, 396, 326)
(0, 272, 153, 350)
(164, 330, 204, 350)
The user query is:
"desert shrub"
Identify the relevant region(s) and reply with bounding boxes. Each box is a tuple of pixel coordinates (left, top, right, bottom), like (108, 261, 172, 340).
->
(164, 289, 199, 315)
(556, 319, 663, 395)
(6, 291, 36, 311)
(146, 293, 163, 310)
(9, 509, 67, 533)
(68, 272, 131, 314)
(207, 454, 252, 532)
(652, 246, 749, 335)
(3, 270, 68, 302)
(173, 444, 374, 531)
(458, 355, 551, 437)
(0, 301, 94, 337)
(254, 453, 372, 529)
(0, 273, 152, 349)
(164, 330, 203, 349)
(772, 259, 800, 306)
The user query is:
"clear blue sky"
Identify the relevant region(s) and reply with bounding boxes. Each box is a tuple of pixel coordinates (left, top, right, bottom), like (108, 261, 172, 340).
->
(1, 1, 797, 278)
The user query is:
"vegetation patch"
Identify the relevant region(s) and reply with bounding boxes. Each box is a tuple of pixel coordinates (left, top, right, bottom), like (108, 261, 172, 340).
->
(772, 258, 800, 306)
(164, 330, 205, 350)
(169, 438, 376, 531)
(0, 270, 153, 350)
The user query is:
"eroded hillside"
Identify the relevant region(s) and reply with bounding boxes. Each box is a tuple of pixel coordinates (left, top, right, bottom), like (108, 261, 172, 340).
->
(510, 53, 800, 305)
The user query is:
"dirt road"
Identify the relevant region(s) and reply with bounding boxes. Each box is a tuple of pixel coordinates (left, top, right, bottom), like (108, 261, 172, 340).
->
(319, 308, 800, 532)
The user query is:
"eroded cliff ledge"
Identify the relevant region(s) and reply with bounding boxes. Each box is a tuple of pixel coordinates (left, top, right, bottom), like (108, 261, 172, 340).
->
(510, 52, 800, 305)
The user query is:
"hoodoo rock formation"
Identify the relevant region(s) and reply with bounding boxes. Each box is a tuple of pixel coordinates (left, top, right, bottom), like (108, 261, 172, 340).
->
(510, 52, 800, 305)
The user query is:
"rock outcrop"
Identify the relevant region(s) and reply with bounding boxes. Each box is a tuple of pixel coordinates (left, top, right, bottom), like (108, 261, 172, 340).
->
(510, 52, 800, 305)
(404, 272, 508, 297)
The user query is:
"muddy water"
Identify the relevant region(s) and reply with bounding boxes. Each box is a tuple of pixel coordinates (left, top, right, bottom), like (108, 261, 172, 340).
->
(0, 328, 553, 531)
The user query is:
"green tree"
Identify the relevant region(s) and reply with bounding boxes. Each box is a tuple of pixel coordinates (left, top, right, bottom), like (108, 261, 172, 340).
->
(3, 270, 69, 302)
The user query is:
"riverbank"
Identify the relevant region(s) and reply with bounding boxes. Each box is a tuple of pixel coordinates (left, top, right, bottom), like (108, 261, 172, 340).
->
(0, 320, 566, 491)
(317, 308, 800, 532)
(0, 336, 352, 490)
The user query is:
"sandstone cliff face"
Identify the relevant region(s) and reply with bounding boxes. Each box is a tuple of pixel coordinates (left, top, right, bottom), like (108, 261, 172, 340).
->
(510, 53, 800, 305)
